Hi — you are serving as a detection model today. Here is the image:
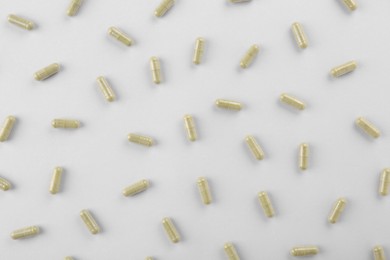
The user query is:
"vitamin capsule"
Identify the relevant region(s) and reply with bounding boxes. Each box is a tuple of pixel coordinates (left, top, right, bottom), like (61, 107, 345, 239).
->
(355, 117, 381, 138)
(197, 177, 212, 205)
(328, 198, 347, 224)
(154, 0, 175, 17)
(280, 93, 306, 110)
(229, 0, 251, 3)
(258, 191, 275, 218)
(11, 226, 40, 239)
(8, 14, 34, 30)
(80, 210, 100, 234)
(342, 0, 357, 11)
(127, 133, 154, 146)
(0, 176, 12, 191)
(245, 135, 264, 160)
(379, 169, 390, 196)
(373, 246, 386, 260)
(145, 257, 154, 260)
(64, 257, 74, 260)
(240, 44, 259, 69)
(52, 119, 80, 129)
(49, 167, 63, 194)
(97, 76, 116, 102)
(183, 115, 197, 141)
(193, 37, 205, 65)
(162, 217, 180, 243)
(330, 61, 357, 77)
(224, 242, 240, 260)
(291, 22, 308, 49)
(122, 180, 150, 196)
(150, 57, 162, 84)
(67, 0, 83, 16)
(34, 63, 61, 81)
(290, 246, 319, 256)
(0, 116, 16, 142)
(215, 99, 242, 111)
(299, 143, 309, 171)
(108, 27, 133, 46)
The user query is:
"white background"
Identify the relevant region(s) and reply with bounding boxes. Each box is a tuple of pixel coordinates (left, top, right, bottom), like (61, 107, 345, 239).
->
(0, 0, 390, 259)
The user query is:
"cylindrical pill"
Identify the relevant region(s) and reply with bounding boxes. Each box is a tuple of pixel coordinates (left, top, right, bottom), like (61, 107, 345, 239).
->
(328, 198, 347, 224)
(379, 169, 390, 196)
(373, 246, 386, 260)
(67, 0, 83, 16)
(215, 99, 242, 111)
(229, 0, 251, 2)
(245, 135, 264, 160)
(0, 176, 12, 191)
(0, 116, 16, 142)
(11, 226, 40, 239)
(184, 115, 197, 141)
(258, 191, 275, 218)
(65, 257, 75, 260)
(342, 0, 357, 11)
(197, 177, 212, 205)
(127, 133, 154, 146)
(52, 119, 80, 129)
(224, 242, 241, 260)
(240, 44, 259, 68)
(154, 0, 175, 17)
(299, 143, 309, 170)
(280, 93, 306, 110)
(330, 61, 357, 77)
(108, 27, 133, 46)
(193, 37, 205, 64)
(122, 180, 150, 196)
(291, 22, 308, 49)
(49, 167, 63, 194)
(97, 76, 116, 102)
(150, 57, 162, 84)
(145, 257, 154, 260)
(34, 63, 60, 81)
(80, 210, 100, 234)
(8, 14, 34, 30)
(355, 117, 381, 138)
(162, 217, 180, 243)
(290, 246, 319, 256)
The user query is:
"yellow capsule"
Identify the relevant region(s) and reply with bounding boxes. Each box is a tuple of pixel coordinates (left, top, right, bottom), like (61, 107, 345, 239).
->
(150, 57, 162, 84)
(342, 0, 357, 11)
(11, 226, 40, 239)
(240, 44, 259, 69)
(328, 198, 347, 224)
(0, 116, 16, 142)
(373, 246, 386, 260)
(127, 133, 154, 147)
(193, 37, 205, 65)
(97, 76, 116, 102)
(8, 14, 34, 30)
(330, 61, 357, 77)
(280, 93, 306, 110)
(122, 180, 150, 196)
(290, 246, 319, 256)
(224, 242, 241, 260)
(34, 63, 61, 81)
(183, 115, 197, 142)
(80, 209, 100, 234)
(258, 191, 275, 218)
(0, 176, 12, 191)
(245, 135, 264, 160)
(52, 119, 80, 129)
(145, 257, 154, 260)
(229, 0, 251, 3)
(379, 169, 390, 196)
(215, 99, 242, 111)
(291, 22, 308, 49)
(154, 0, 175, 17)
(67, 0, 83, 16)
(108, 27, 133, 46)
(49, 167, 63, 194)
(162, 217, 180, 243)
(197, 177, 212, 205)
(299, 143, 309, 171)
(355, 117, 381, 138)
(65, 257, 74, 260)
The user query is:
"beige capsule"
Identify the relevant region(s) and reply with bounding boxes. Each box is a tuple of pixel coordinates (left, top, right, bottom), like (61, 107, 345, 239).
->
(49, 167, 63, 194)
(258, 191, 275, 218)
(299, 143, 309, 171)
(34, 63, 61, 81)
(245, 135, 264, 160)
(373, 246, 386, 260)
(11, 226, 40, 239)
(0, 116, 16, 142)
(80, 210, 100, 234)
(8, 14, 34, 30)
(379, 169, 390, 196)
(342, 0, 357, 11)
(290, 246, 319, 256)
(0, 176, 12, 191)
(330, 61, 357, 77)
(108, 27, 133, 46)
(224, 242, 241, 260)
(215, 99, 242, 111)
(328, 198, 347, 224)
(128, 133, 154, 147)
(145, 257, 154, 260)
(183, 115, 197, 142)
(240, 44, 259, 68)
(150, 57, 162, 84)
(162, 217, 180, 243)
(52, 119, 80, 129)
(67, 0, 83, 16)
(122, 180, 150, 196)
(97, 76, 116, 102)
(291, 22, 308, 49)
(197, 177, 212, 205)
(229, 0, 251, 3)
(355, 117, 381, 138)
(154, 0, 175, 17)
(193, 37, 205, 65)
(280, 93, 306, 110)
(65, 257, 75, 260)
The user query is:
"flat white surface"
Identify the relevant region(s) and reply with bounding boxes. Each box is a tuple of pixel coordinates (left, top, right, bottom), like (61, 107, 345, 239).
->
(1, 0, 390, 259)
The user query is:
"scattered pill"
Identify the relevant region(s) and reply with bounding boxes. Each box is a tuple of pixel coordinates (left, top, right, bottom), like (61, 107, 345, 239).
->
(155, 0, 175, 17)
(291, 22, 308, 49)
(0, 116, 16, 142)
(127, 133, 154, 146)
(150, 57, 162, 84)
(80, 209, 100, 234)
(8, 14, 34, 30)
(229, 0, 251, 3)
(240, 44, 259, 69)
(355, 117, 381, 138)
(328, 198, 347, 224)
(34, 63, 60, 81)
(373, 246, 386, 260)
(122, 180, 150, 196)
(97, 76, 116, 102)
(215, 99, 242, 111)
(342, 0, 357, 11)
(379, 169, 390, 196)
(224, 242, 241, 260)
(258, 191, 275, 218)
(108, 27, 133, 46)
(49, 167, 63, 194)
(67, 0, 83, 16)
(290, 246, 319, 256)
(193, 37, 205, 65)
(245, 135, 264, 160)
(65, 257, 74, 260)
(145, 257, 154, 260)
(183, 115, 197, 141)
(197, 177, 212, 205)
(11, 226, 40, 239)
(330, 61, 357, 77)
(280, 93, 306, 110)
(299, 143, 309, 171)
(52, 119, 80, 129)
(0, 176, 12, 191)
(162, 217, 180, 243)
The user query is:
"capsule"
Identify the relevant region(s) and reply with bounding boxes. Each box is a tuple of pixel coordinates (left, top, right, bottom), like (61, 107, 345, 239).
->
(34, 63, 61, 81)
(80, 210, 100, 234)
(67, 0, 83, 16)
(229, 0, 251, 3)
(8, 14, 34, 30)
(290, 246, 319, 256)
(355, 117, 381, 138)
(330, 61, 357, 77)
(11, 226, 40, 239)
(328, 198, 347, 224)
(52, 119, 80, 129)
(193, 37, 205, 65)
(150, 57, 162, 84)
(258, 191, 275, 218)
(240, 44, 259, 69)
(215, 99, 242, 111)
(154, 0, 175, 17)
(162, 217, 180, 243)
(224, 242, 240, 260)
(97, 76, 116, 102)
(122, 180, 150, 196)
(64, 257, 74, 260)
(108, 27, 133, 46)
(145, 257, 154, 260)
(0, 176, 12, 191)
(280, 93, 306, 110)
(379, 169, 390, 196)
(0, 116, 16, 142)
(197, 177, 212, 205)
(127, 133, 154, 146)
(373, 246, 386, 260)
(245, 135, 264, 160)
(49, 167, 63, 194)
(291, 22, 308, 49)
(299, 143, 309, 171)
(342, 0, 357, 11)
(184, 115, 197, 142)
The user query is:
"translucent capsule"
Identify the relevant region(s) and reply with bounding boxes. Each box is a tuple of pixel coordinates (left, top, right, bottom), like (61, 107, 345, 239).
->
(379, 169, 390, 196)
(215, 99, 242, 111)
(122, 180, 150, 196)
(8, 14, 34, 30)
(229, 0, 251, 3)
(240, 44, 259, 68)
(299, 143, 309, 171)
(330, 61, 357, 77)
(355, 117, 381, 138)
(0, 116, 16, 142)
(52, 119, 80, 129)
(97, 76, 116, 102)
(80, 209, 100, 234)
(245, 135, 264, 160)
(373, 246, 386, 260)
(34, 63, 61, 81)
(0, 176, 12, 191)
(65, 257, 74, 260)
(342, 0, 357, 11)
(183, 115, 197, 142)
(291, 22, 308, 49)
(162, 217, 180, 243)
(258, 191, 275, 218)
(11, 226, 40, 239)
(108, 27, 133, 46)
(197, 177, 212, 205)
(328, 198, 347, 224)
(127, 133, 154, 147)
(290, 246, 319, 256)
(150, 57, 162, 84)
(145, 257, 154, 260)
(154, 0, 175, 17)
(193, 37, 205, 65)
(49, 167, 63, 194)
(67, 0, 83, 16)
(280, 93, 306, 110)
(224, 242, 241, 260)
